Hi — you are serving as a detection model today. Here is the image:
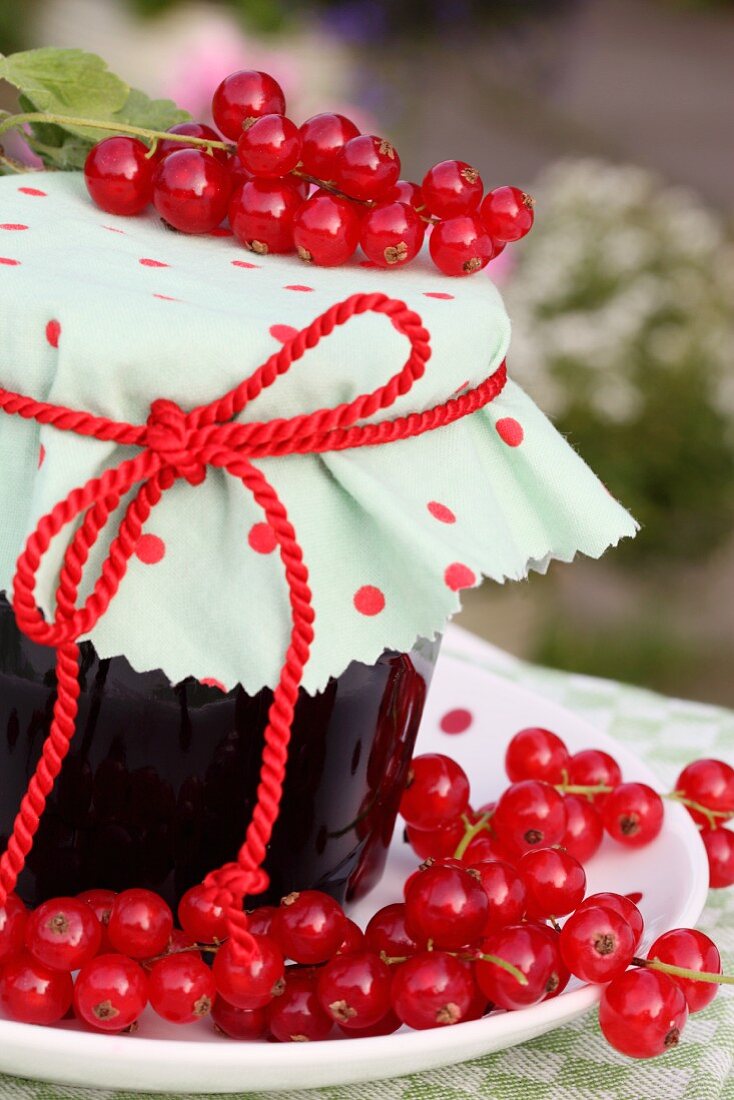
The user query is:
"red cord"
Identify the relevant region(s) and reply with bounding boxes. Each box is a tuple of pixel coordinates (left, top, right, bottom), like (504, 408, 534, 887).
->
(0, 291, 507, 958)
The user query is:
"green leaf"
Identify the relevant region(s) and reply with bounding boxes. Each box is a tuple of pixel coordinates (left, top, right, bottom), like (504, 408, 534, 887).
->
(1, 49, 190, 170)
(0, 48, 129, 117)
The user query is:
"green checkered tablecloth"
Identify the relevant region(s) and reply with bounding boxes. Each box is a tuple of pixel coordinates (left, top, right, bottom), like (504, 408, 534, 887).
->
(1, 628, 732, 1100)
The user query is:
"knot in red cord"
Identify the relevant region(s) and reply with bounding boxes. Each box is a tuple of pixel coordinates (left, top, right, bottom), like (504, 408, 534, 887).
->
(146, 398, 205, 485)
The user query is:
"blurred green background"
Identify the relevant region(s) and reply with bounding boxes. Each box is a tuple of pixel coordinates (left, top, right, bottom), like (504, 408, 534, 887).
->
(1, 0, 733, 703)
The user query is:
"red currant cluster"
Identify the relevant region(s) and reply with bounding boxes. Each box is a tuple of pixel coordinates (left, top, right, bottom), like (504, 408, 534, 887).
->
(1, 731, 731, 1059)
(82, 69, 533, 275)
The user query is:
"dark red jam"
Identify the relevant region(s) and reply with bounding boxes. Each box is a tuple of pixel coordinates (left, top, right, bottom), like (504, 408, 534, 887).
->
(0, 595, 438, 910)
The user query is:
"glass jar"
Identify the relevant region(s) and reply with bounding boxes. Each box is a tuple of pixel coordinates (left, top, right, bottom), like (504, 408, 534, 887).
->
(0, 595, 439, 910)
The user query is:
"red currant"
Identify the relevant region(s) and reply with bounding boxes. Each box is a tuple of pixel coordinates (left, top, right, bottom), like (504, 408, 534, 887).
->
(364, 902, 419, 959)
(561, 795, 604, 862)
(479, 186, 535, 242)
(337, 918, 366, 955)
(212, 996, 268, 1039)
(212, 934, 284, 1010)
(400, 754, 470, 830)
(292, 193, 361, 266)
(391, 951, 478, 1029)
(212, 70, 286, 141)
(702, 827, 734, 887)
(84, 137, 154, 216)
(469, 858, 526, 932)
(272, 890, 346, 965)
(334, 135, 401, 201)
(317, 951, 392, 1029)
(360, 201, 425, 267)
(157, 122, 229, 165)
(505, 727, 570, 784)
(578, 891, 644, 948)
(299, 112, 360, 178)
(647, 928, 721, 1013)
(429, 216, 494, 277)
(532, 923, 571, 999)
(338, 1008, 402, 1037)
(0, 893, 27, 964)
(567, 749, 622, 803)
(518, 847, 586, 919)
(406, 815, 467, 860)
(385, 179, 425, 211)
(73, 954, 148, 1031)
(246, 905, 278, 937)
(107, 888, 173, 959)
(152, 148, 232, 234)
(491, 780, 568, 858)
(267, 970, 333, 1043)
(149, 952, 216, 1023)
(229, 178, 302, 255)
(559, 905, 635, 983)
(421, 160, 483, 218)
(674, 759, 734, 828)
(404, 863, 489, 949)
(25, 896, 101, 972)
(77, 888, 116, 952)
(462, 831, 512, 864)
(475, 923, 563, 1010)
(237, 114, 302, 178)
(602, 783, 664, 848)
(178, 884, 228, 944)
(599, 969, 688, 1059)
(0, 951, 73, 1025)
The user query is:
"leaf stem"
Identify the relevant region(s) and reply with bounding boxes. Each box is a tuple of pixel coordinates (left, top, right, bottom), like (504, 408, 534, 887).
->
(555, 782, 614, 797)
(633, 956, 734, 986)
(0, 111, 231, 151)
(665, 791, 733, 830)
(476, 953, 529, 986)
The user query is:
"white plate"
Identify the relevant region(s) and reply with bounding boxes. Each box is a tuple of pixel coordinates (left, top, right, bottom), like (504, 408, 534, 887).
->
(0, 639, 709, 1094)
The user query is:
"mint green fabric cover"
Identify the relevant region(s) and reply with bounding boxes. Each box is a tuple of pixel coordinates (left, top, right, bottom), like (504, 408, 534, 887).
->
(0, 173, 637, 692)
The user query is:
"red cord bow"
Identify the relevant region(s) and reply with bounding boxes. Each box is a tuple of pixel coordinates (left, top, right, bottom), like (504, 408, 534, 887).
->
(0, 291, 507, 958)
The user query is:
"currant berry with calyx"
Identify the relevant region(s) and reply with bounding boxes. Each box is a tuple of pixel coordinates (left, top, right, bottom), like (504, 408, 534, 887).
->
(292, 193, 361, 267)
(360, 201, 426, 267)
(421, 159, 484, 218)
(334, 134, 401, 201)
(236, 114, 302, 178)
(152, 148, 232, 234)
(272, 890, 347, 965)
(73, 953, 149, 1032)
(480, 185, 535, 242)
(229, 178, 303, 255)
(25, 896, 102, 972)
(559, 904, 636, 983)
(429, 215, 494, 277)
(212, 934, 285, 1010)
(505, 727, 570, 784)
(149, 952, 217, 1024)
(316, 951, 392, 1029)
(602, 783, 664, 848)
(212, 70, 286, 141)
(599, 968, 688, 1059)
(299, 112, 360, 178)
(391, 951, 479, 1029)
(491, 779, 568, 858)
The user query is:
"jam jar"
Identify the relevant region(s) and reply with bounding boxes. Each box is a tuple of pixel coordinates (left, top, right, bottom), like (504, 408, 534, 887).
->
(0, 595, 438, 910)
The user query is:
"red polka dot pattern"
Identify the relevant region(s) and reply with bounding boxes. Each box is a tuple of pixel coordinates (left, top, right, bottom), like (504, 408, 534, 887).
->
(135, 534, 166, 564)
(248, 522, 277, 554)
(0, 257, 20, 266)
(269, 324, 299, 344)
(232, 260, 260, 269)
(444, 562, 477, 591)
(45, 320, 61, 348)
(102, 225, 126, 234)
(424, 292, 455, 300)
(153, 294, 180, 302)
(139, 258, 169, 268)
(440, 708, 473, 734)
(0, 224, 28, 231)
(38, 444, 46, 469)
(427, 501, 456, 524)
(284, 284, 314, 292)
(18, 187, 46, 197)
(354, 585, 386, 616)
(496, 417, 524, 447)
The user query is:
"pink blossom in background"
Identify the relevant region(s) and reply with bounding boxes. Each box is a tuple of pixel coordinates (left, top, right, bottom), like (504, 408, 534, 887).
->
(161, 20, 304, 123)
(487, 245, 516, 285)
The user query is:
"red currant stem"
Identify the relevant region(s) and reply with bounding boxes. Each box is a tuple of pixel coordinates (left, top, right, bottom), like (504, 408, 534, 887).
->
(549, 917, 561, 933)
(633, 956, 734, 986)
(666, 791, 733, 829)
(0, 111, 232, 152)
(380, 953, 411, 965)
(453, 811, 493, 860)
(476, 953, 529, 987)
(289, 168, 373, 207)
(143, 943, 220, 966)
(555, 782, 614, 797)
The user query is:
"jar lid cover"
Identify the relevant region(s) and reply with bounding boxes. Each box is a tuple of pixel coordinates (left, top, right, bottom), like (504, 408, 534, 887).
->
(0, 173, 636, 692)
